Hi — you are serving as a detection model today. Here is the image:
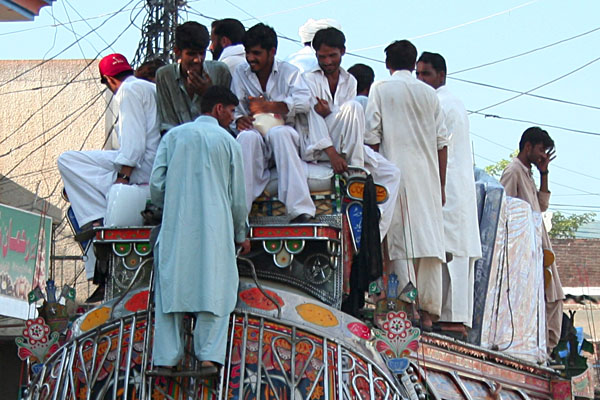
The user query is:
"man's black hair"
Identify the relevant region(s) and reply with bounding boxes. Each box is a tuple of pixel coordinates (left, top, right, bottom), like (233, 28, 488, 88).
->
(200, 85, 240, 113)
(417, 51, 447, 74)
(384, 40, 417, 71)
(175, 21, 209, 51)
(135, 58, 166, 82)
(212, 18, 246, 44)
(312, 27, 345, 51)
(242, 23, 278, 51)
(519, 127, 555, 151)
(348, 64, 375, 94)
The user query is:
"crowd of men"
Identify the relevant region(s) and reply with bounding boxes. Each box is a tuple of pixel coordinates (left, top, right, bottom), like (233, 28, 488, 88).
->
(57, 17, 564, 376)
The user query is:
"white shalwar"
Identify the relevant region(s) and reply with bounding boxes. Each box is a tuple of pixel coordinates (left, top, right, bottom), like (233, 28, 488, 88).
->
(57, 76, 160, 279)
(366, 70, 448, 316)
(218, 44, 246, 73)
(231, 59, 315, 218)
(298, 65, 400, 239)
(436, 86, 482, 326)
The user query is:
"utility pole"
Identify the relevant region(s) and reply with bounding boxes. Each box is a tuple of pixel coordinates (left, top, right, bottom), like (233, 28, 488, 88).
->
(132, 0, 184, 66)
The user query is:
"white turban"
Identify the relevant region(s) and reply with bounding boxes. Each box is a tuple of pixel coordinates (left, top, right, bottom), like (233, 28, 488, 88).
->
(298, 18, 342, 44)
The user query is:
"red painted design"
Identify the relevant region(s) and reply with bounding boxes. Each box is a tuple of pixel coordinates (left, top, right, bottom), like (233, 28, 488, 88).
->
(253, 226, 338, 239)
(551, 381, 571, 400)
(316, 227, 339, 239)
(347, 322, 371, 340)
(253, 226, 313, 238)
(125, 290, 150, 312)
(96, 228, 151, 240)
(239, 288, 284, 310)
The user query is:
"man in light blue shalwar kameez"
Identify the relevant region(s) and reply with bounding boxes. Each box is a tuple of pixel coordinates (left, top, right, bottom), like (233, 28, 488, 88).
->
(149, 85, 250, 375)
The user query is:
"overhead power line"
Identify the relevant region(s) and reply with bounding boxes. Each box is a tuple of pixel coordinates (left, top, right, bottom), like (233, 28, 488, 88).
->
(450, 25, 600, 75)
(469, 111, 600, 137)
(0, 0, 139, 90)
(450, 77, 600, 111)
(0, 2, 144, 150)
(474, 55, 600, 113)
(241, 0, 333, 21)
(348, 0, 540, 52)
(470, 131, 600, 182)
(3, 91, 105, 179)
(0, 3, 144, 37)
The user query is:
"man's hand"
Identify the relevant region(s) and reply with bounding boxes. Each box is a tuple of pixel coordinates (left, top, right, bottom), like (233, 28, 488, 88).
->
(248, 96, 270, 115)
(236, 239, 251, 255)
(324, 146, 348, 173)
(186, 69, 212, 96)
(236, 116, 255, 131)
(536, 148, 555, 173)
(115, 177, 130, 185)
(314, 97, 331, 118)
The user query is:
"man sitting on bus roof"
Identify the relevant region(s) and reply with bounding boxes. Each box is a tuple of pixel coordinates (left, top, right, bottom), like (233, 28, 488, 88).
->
(232, 23, 316, 223)
(57, 53, 161, 282)
(210, 18, 247, 72)
(156, 21, 231, 134)
(298, 27, 400, 240)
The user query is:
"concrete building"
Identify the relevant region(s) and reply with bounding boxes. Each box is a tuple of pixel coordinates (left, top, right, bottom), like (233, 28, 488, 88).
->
(1, 59, 112, 302)
(551, 237, 600, 391)
(1, 58, 110, 398)
(0, 0, 54, 21)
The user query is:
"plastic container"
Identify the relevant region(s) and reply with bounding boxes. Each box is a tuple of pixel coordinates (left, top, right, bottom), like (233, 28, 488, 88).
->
(104, 184, 150, 227)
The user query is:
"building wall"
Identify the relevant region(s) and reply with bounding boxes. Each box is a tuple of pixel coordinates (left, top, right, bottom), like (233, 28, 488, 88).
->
(551, 238, 600, 288)
(0, 59, 111, 300)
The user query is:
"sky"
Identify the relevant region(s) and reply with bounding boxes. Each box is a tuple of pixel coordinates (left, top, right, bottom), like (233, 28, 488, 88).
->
(1, 0, 599, 235)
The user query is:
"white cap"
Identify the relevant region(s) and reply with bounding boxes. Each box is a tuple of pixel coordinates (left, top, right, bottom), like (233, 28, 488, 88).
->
(298, 18, 342, 44)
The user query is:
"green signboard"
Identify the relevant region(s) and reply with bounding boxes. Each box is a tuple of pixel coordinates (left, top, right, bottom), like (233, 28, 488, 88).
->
(0, 203, 52, 319)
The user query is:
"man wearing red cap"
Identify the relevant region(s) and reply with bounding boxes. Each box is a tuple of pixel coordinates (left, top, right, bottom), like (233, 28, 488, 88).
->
(58, 53, 161, 283)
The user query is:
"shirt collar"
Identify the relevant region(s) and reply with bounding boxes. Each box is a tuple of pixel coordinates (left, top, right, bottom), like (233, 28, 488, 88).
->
(392, 69, 412, 77)
(176, 63, 184, 82)
(512, 157, 533, 176)
(219, 44, 245, 61)
(436, 85, 448, 94)
(196, 114, 219, 125)
(307, 64, 350, 81)
(245, 58, 280, 79)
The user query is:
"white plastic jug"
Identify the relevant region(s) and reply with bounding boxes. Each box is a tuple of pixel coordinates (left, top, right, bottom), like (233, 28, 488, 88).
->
(104, 184, 150, 227)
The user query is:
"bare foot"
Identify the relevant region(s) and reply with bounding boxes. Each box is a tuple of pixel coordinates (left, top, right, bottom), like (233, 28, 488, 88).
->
(420, 311, 433, 330)
(201, 361, 216, 368)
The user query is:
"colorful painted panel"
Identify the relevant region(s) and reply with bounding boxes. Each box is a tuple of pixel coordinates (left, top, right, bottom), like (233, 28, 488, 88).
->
(461, 378, 494, 399)
(225, 316, 404, 400)
(0, 203, 51, 318)
(426, 370, 464, 399)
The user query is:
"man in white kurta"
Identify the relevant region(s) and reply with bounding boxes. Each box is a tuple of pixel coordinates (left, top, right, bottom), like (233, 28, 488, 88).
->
(285, 18, 342, 73)
(232, 23, 315, 221)
(210, 18, 247, 72)
(417, 52, 482, 335)
(57, 54, 160, 280)
(150, 86, 249, 371)
(297, 27, 400, 239)
(499, 127, 564, 354)
(365, 40, 448, 328)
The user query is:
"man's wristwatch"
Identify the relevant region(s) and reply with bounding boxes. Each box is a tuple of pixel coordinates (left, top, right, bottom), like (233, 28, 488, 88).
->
(540, 170, 549, 176)
(117, 172, 130, 181)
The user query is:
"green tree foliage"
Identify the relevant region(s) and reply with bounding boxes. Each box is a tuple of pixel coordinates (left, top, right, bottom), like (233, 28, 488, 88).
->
(484, 150, 517, 179)
(484, 152, 596, 238)
(549, 211, 596, 239)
